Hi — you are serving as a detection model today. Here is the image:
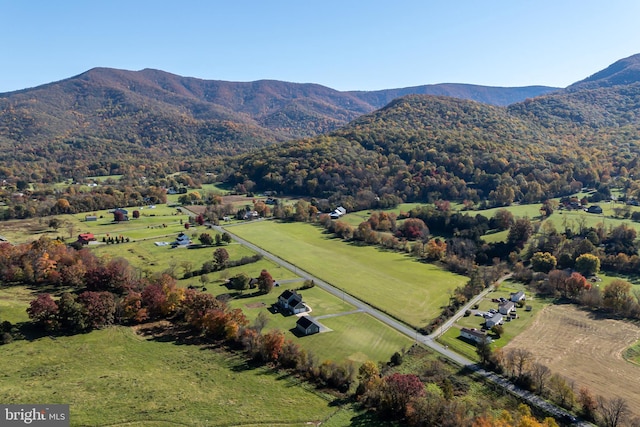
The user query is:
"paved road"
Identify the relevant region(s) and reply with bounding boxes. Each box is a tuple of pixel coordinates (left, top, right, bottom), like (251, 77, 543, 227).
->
(216, 224, 590, 425)
(427, 276, 508, 340)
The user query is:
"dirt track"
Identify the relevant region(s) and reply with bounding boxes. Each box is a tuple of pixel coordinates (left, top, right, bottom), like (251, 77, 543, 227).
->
(505, 304, 640, 417)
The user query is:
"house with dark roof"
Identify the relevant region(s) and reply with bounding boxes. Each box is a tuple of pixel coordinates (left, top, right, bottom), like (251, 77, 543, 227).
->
(459, 327, 491, 344)
(510, 291, 525, 302)
(586, 205, 603, 214)
(173, 232, 191, 246)
(296, 316, 320, 336)
(276, 290, 308, 314)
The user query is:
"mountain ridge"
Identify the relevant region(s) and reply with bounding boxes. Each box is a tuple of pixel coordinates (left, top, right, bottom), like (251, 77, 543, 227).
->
(2, 54, 640, 190)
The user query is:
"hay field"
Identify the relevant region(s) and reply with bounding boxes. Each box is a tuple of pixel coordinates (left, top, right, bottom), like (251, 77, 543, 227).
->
(505, 305, 640, 417)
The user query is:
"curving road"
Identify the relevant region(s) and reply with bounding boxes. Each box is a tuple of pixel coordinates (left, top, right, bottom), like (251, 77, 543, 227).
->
(215, 223, 590, 425)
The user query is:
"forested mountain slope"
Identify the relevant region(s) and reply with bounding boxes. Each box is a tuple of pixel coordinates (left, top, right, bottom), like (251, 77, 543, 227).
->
(227, 54, 640, 206)
(0, 67, 556, 180)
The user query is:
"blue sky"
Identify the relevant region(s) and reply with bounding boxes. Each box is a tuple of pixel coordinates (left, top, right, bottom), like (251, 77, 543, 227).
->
(2, 1, 640, 93)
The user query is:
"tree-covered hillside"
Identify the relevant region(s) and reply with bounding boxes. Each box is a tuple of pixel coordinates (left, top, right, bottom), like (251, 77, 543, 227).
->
(227, 82, 640, 207)
(0, 67, 555, 182)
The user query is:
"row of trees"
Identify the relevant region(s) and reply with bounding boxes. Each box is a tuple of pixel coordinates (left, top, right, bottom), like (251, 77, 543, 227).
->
(477, 347, 636, 427)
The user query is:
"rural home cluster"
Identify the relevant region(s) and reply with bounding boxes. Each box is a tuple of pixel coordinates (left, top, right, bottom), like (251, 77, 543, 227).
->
(460, 291, 526, 344)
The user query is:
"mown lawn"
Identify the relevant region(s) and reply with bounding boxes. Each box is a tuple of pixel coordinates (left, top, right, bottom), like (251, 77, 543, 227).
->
(231, 284, 412, 365)
(310, 313, 414, 364)
(228, 221, 467, 328)
(0, 327, 345, 426)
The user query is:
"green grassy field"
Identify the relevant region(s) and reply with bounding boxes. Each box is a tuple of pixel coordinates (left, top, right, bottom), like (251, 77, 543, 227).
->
(231, 283, 413, 365)
(0, 327, 350, 426)
(436, 280, 552, 360)
(91, 238, 299, 287)
(624, 339, 640, 366)
(228, 221, 467, 328)
(0, 286, 33, 323)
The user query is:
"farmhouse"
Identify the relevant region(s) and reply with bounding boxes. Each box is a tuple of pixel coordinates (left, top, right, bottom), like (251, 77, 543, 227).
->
(485, 313, 503, 328)
(460, 327, 491, 344)
(329, 206, 347, 219)
(510, 291, 525, 302)
(276, 290, 308, 314)
(296, 316, 320, 336)
(586, 205, 603, 214)
(499, 301, 516, 315)
(173, 232, 191, 246)
(242, 210, 260, 220)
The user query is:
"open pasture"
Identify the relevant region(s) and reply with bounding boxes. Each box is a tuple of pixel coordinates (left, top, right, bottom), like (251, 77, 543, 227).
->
(0, 326, 342, 426)
(228, 221, 467, 328)
(505, 304, 640, 418)
(92, 239, 299, 287)
(0, 285, 33, 323)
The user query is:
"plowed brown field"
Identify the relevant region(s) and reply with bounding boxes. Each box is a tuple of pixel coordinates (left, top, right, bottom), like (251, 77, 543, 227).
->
(505, 304, 640, 417)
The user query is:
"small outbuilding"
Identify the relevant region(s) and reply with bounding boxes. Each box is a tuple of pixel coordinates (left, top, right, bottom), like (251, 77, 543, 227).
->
(296, 316, 320, 336)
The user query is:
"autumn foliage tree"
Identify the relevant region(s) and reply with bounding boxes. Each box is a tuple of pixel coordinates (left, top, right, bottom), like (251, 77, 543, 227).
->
(398, 218, 429, 241)
(575, 253, 600, 276)
(27, 293, 59, 331)
(378, 373, 425, 419)
(213, 248, 229, 269)
(78, 291, 116, 329)
(260, 329, 285, 362)
(257, 269, 274, 294)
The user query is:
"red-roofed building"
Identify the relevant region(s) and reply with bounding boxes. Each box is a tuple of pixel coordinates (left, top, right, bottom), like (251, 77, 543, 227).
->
(77, 233, 96, 245)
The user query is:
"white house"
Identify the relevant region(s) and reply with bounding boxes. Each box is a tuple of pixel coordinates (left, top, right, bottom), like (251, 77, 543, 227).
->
(329, 206, 347, 219)
(499, 301, 516, 315)
(460, 327, 492, 344)
(510, 291, 526, 303)
(485, 313, 503, 328)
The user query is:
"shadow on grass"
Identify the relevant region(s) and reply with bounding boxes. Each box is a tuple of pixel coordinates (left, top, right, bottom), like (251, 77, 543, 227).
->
(288, 327, 312, 338)
(136, 322, 215, 347)
(347, 411, 401, 426)
(229, 357, 265, 372)
(16, 321, 93, 342)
